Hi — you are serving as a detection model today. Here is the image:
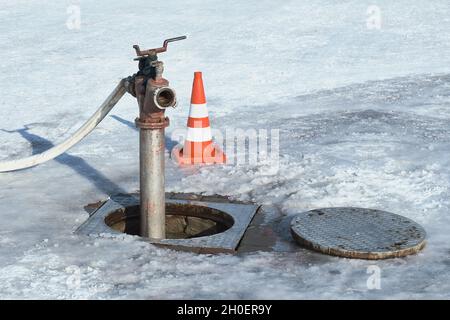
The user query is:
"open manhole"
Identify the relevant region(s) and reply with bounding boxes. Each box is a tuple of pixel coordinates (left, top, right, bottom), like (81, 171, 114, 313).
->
(105, 203, 234, 239)
(76, 193, 259, 253)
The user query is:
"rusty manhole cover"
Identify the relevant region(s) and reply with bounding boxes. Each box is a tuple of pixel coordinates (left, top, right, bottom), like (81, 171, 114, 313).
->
(290, 207, 426, 260)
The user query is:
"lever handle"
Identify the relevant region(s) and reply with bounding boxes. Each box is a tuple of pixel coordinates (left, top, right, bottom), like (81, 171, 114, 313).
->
(133, 36, 187, 57)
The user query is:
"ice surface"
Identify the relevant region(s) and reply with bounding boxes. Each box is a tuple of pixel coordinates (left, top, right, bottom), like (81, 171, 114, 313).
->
(1, 0, 450, 299)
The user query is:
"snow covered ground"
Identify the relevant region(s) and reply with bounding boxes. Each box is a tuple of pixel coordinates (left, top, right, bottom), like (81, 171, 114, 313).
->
(1, 0, 450, 299)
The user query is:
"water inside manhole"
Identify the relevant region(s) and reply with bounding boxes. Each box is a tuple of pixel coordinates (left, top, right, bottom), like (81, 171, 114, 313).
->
(104, 203, 234, 239)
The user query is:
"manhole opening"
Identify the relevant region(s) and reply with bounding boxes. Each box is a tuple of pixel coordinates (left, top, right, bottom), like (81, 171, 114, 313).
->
(105, 203, 234, 239)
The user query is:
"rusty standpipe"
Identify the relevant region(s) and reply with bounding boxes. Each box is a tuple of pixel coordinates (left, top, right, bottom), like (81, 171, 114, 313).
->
(124, 36, 186, 239)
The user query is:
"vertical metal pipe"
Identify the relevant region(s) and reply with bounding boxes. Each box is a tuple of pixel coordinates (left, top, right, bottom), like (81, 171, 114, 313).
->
(129, 38, 186, 241)
(140, 127, 165, 239)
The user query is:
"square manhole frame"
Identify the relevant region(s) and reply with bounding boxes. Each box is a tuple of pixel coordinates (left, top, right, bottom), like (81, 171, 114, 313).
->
(76, 193, 260, 254)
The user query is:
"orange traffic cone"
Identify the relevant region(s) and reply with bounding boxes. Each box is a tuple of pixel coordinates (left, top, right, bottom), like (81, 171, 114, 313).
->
(172, 72, 226, 165)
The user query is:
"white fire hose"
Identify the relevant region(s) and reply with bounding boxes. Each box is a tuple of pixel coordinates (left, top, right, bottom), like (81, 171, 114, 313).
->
(0, 80, 126, 173)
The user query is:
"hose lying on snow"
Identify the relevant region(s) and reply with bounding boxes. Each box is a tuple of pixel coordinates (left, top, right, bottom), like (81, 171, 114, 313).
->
(0, 80, 126, 173)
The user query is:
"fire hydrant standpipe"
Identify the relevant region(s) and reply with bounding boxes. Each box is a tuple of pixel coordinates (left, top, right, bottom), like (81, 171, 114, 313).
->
(125, 36, 186, 239)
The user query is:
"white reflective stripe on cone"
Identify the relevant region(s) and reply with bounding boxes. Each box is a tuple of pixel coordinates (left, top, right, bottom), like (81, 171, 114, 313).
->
(189, 103, 209, 118)
(186, 127, 213, 142)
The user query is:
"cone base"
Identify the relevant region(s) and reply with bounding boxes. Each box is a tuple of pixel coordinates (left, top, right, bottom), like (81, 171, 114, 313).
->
(172, 142, 226, 165)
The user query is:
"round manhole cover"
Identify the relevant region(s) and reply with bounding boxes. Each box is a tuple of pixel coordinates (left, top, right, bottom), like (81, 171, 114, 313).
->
(290, 207, 426, 259)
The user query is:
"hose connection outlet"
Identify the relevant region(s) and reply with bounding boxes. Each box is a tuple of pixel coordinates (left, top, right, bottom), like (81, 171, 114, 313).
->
(154, 87, 177, 109)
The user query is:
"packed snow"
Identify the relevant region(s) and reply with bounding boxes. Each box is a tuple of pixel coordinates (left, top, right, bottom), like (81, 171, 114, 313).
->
(1, 0, 450, 299)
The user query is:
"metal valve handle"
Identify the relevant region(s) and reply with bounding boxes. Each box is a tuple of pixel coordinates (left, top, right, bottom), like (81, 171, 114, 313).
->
(133, 36, 187, 58)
